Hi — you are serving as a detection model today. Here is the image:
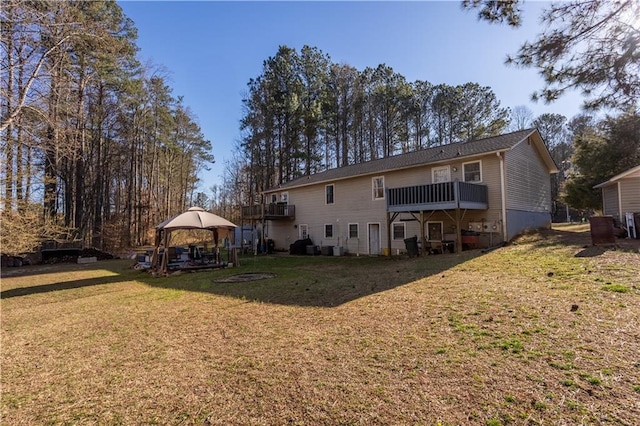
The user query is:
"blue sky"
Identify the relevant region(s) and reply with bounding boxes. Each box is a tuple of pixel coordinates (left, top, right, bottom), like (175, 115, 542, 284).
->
(117, 1, 585, 191)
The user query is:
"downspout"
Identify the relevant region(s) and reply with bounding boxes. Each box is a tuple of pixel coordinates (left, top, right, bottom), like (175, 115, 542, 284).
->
(617, 182, 622, 221)
(498, 151, 508, 241)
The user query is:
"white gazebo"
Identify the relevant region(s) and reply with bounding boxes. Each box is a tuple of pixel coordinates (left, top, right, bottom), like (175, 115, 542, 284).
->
(152, 207, 237, 274)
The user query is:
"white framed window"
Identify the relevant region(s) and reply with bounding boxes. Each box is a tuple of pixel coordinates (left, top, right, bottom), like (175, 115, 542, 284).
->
(299, 224, 308, 240)
(348, 223, 359, 239)
(372, 176, 385, 200)
(432, 165, 451, 183)
(270, 193, 277, 203)
(325, 184, 334, 205)
(392, 222, 406, 241)
(463, 160, 482, 183)
(281, 192, 289, 203)
(324, 224, 334, 238)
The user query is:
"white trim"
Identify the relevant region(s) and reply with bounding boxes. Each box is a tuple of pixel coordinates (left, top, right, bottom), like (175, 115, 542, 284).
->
(498, 151, 507, 240)
(617, 182, 623, 221)
(299, 224, 308, 240)
(594, 164, 640, 188)
(348, 223, 359, 239)
(392, 222, 406, 241)
(324, 223, 334, 239)
(431, 165, 451, 183)
(372, 176, 385, 200)
(367, 222, 381, 255)
(462, 160, 483, 183)
(325, 184, 334, 205)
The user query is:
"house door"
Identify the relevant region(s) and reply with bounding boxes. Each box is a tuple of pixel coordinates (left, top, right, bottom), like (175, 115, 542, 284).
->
(368, 223, 380, 255)
(299, 224, 308, 240)
(427, 221, 443, 241)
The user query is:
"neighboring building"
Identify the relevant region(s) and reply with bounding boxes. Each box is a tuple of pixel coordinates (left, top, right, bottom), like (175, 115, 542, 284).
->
(242, 128, 558, 255)
(594, 165, 640, 221)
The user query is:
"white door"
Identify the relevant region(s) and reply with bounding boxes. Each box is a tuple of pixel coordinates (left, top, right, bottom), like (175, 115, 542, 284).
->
(368, 223, 380, 255)
(299, 224, 308, 240)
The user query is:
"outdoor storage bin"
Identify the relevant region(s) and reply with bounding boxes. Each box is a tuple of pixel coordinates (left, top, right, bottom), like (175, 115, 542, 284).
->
(404, 236, 419, 258)
(321, 246, 334, 256)
(589, 216, 615, 245)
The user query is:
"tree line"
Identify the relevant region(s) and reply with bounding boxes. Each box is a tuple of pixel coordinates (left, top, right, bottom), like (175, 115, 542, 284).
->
(227, 45, 511, 211)
(1, 0, 213, 254)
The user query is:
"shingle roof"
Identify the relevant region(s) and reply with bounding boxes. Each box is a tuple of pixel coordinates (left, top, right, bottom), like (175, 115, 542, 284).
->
(593, 164, 640, 188)
(269, 129, 539, 192)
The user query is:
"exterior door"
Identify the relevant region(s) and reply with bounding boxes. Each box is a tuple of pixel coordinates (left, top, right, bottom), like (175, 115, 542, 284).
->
(427, 221, 443, 241)
(299, 224, 308, 240)
(368, 223, 380, 255)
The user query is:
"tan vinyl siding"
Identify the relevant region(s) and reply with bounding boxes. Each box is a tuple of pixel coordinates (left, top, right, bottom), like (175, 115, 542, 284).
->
(265, 154, 507, 251)
(602, 185, 620, 218)
(620, 177, 640, 214)
(504, 138, 552, 213)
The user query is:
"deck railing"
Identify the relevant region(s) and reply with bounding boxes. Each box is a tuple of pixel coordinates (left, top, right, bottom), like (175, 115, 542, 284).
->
(387, 181, 487, 211)
(241, 203, 296, 220)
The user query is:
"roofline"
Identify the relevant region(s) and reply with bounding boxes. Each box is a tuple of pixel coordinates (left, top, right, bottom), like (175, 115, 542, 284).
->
(265, 128, 558, 194)
(594, 164, 640, 188)
(265, 148, 512, 193)
(515, 130, 559, 174)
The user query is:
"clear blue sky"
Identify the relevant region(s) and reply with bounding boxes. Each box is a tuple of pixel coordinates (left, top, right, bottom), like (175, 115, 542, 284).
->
(117, 1, 584, 192)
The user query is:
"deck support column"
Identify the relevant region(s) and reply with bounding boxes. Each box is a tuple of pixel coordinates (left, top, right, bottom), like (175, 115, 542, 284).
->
(386, 211, 392, 256)
(420, 211, 426, 256)
(455, 207, 462, 254)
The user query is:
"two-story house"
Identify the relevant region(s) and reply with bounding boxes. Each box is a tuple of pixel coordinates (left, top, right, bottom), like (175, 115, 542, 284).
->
(242, 128, 558, 255)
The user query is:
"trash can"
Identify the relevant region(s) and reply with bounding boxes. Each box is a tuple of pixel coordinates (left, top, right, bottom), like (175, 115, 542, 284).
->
(404, 236, 419, 258)
(267, 239, 275, 254)
(589, 216, 615, 245)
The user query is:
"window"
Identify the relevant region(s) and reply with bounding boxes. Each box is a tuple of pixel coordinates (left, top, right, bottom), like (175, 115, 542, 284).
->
(372, 176, 385, 200)
(325, 184, 334, 204)
(348, 223, 359, 239)
(324, 224, 333, 238)
(270, 193, 277, 203)
(281, 192, 288, 203)
(392, 222, 406, 241)
(463, 161, 482, 183)
(432, 165, 451, 183)
(299, 224, 308, 240)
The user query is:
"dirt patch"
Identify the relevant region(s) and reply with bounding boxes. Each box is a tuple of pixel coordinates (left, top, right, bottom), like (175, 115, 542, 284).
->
(213, 272, 276, 283)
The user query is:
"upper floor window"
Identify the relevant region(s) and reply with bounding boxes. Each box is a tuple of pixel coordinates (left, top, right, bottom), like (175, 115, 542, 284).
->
(349, 223, 359, 239)
(270, 193, 278, 203)
(392, 222, 406, 240)
(281, 192, 289, 203)
(432, 165, 451, 183)
(372, 176, 385, 200)
(325, 184, 334, 205)
(463, 161, 482, 183)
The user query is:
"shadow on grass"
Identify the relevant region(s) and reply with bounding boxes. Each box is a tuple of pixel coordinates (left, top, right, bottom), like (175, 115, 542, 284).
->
(135, 251, 483, 307)
(1, 253, 482, 307)
(0, 270, 127, 299)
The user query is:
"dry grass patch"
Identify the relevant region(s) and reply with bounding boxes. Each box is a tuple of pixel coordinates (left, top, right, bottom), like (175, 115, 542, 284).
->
(2, 228, 639, 425)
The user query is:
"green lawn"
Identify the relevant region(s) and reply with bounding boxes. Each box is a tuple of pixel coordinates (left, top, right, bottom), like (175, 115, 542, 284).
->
(2, 228, 639, 425)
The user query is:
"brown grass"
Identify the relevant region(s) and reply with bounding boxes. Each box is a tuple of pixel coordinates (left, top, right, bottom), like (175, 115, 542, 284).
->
(1, 227, 639, 425)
